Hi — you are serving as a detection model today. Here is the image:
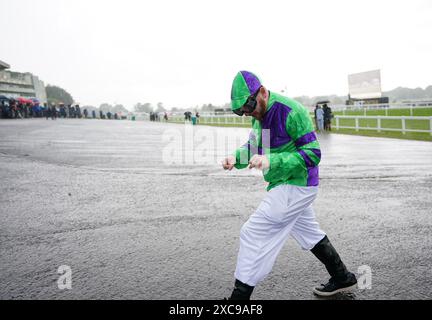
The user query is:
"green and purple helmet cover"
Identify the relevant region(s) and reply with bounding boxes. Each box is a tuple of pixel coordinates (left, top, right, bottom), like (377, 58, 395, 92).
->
(231, 71, 262, 111)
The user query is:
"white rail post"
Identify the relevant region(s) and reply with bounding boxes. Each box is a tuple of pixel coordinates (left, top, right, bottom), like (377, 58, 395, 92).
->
(364, 108, 367, 116)
(410, 106, 413, 116)
(385, 107, 388, 117)
(242, 116, 245, 124)
(336, 116, 339, 130)
(225, 116, 228, 124)
(430, 117, 432, 136)
(377, 117, 381, 133)
(355, 117, 359, 132)
(402, 117, 406, 135)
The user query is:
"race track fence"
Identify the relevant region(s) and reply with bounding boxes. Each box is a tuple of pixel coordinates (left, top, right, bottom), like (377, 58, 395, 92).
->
(169, 114, 252, 125)
(334, 115, 432, 135)
(169, 114, 432, 135)
(336, 106, 430, 117)
(199, 114, 251, 125)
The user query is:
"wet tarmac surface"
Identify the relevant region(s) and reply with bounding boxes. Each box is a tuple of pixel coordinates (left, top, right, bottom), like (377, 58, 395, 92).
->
(0, 119, 431, 300)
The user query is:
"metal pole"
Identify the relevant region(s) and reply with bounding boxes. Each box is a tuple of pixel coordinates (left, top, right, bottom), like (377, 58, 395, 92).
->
(355, 117, 359, 132)
(402, 117, 406, 135)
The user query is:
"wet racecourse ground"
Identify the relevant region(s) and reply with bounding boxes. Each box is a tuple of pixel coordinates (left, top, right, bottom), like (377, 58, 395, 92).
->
(0, 119, 431, 300)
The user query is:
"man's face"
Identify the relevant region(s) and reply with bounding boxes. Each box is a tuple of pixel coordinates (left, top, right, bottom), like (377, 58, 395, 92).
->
(243, 87, 267, 121)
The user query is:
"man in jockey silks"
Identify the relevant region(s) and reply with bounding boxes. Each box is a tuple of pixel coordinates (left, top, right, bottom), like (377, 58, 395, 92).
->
(222, 71, 357, 299)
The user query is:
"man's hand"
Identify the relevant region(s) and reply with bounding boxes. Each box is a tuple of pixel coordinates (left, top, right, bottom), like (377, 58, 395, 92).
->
(248, 154, 270, 171)
(222, 155, 236, 171)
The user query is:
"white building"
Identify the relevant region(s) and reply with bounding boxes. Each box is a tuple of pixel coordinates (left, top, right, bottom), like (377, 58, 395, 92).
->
(0, 60, 47, 103)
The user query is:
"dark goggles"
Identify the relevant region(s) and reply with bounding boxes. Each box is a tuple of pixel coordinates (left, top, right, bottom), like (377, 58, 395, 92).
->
(233, 87, 261, 116)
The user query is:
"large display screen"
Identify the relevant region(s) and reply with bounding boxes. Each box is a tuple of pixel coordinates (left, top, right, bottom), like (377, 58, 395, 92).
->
(348, 69, 382, 99)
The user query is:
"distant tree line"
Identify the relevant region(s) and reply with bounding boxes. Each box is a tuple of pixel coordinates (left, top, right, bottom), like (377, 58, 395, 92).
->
(46, 85, 74, 105)
(74, 103, 128, 115)
(46, 85, 129, 114)
(134, 102, 166, 113)
(383, 86, 432, 102)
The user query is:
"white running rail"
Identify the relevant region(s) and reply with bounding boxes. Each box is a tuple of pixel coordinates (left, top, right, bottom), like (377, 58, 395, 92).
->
(334, 115, 432, 135)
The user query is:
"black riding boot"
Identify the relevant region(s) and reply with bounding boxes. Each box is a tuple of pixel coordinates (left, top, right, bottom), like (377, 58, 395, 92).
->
(228, 279, 254, 300)
(311, 236, 357, 296)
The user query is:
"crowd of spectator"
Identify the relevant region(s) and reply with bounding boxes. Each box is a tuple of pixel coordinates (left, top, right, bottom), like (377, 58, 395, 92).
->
(149, 111, 170, 122)
(0, 98, 122, 120)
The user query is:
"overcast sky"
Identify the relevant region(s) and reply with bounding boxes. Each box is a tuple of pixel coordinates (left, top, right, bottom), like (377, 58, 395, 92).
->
(1, 0, 431, 110)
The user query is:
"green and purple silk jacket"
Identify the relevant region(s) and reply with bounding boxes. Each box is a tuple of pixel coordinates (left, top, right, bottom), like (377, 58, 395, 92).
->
(233, 92, 321, 191)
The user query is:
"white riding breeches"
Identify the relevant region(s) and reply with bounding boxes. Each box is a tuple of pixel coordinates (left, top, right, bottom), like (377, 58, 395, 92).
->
(234, 184, 326, 287)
